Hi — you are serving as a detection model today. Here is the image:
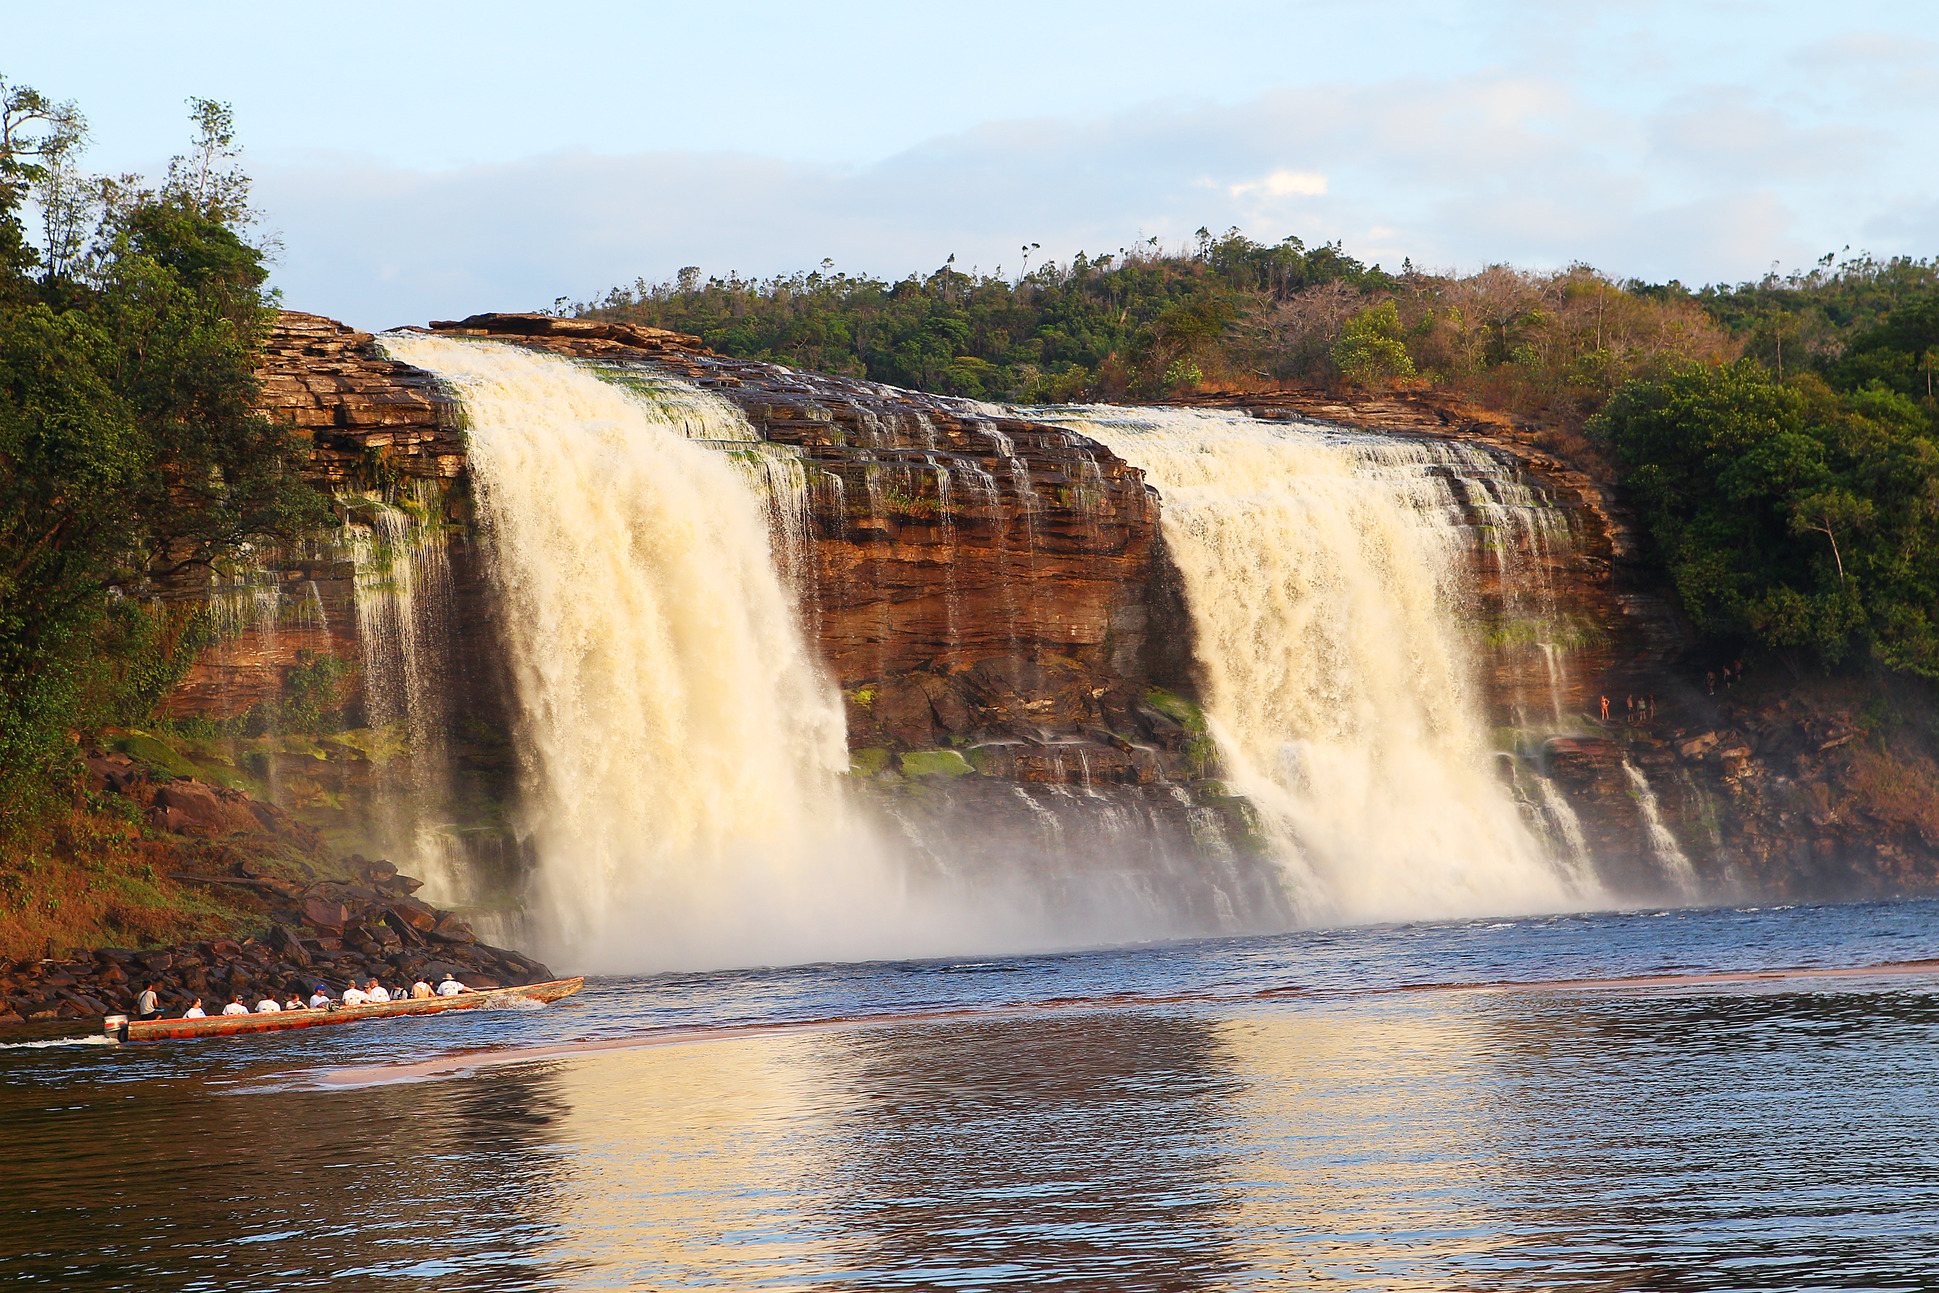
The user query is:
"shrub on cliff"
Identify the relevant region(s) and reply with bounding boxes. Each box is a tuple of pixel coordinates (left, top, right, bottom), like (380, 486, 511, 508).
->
(1591, 362, 1939, 677)
(0, 81, 326, 831)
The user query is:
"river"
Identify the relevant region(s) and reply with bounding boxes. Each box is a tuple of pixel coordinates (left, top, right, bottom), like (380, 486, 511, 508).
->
(5, 900, 1939, 1290)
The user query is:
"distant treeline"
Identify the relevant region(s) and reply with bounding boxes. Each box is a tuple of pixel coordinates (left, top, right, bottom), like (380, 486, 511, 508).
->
(577, 232, 1939, 678)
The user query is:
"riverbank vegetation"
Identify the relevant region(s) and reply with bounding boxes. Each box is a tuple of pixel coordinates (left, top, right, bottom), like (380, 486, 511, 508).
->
(0, 77, 326, 947)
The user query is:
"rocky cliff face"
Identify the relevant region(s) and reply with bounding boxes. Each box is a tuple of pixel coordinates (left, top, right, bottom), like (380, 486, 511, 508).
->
(149, 312, 1939, 916)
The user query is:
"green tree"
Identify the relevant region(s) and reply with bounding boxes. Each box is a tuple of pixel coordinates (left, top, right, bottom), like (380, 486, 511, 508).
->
(1591, 363, 1939, 674)
(0, 83, 325, 828)
(1332, 301, 1417, 387)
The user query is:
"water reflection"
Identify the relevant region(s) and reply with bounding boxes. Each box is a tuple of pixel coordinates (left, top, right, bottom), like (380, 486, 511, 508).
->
(810, 1014, 1242, 1291)
(0, 1068, 572, 1291)
(6, 904, 1939, 1291)
(1475, 988, 1939, 1289)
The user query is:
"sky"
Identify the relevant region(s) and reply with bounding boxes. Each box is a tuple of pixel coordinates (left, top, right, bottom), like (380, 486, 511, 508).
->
(8, 0, 1937, 328)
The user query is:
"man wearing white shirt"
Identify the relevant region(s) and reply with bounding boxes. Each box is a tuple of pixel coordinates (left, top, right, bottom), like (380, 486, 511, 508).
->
(341, 984, 368, 1007)
(307, 986, 332, 1009)
(221, 995, 249, 1016)
(184, 998, 207, 1019)
(364, 978, 391, 1003)
(436, 974, 471, 996)
(255, 996, 281, 1013)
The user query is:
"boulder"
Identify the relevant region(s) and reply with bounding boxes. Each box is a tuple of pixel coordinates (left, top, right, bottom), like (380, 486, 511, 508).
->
(152, 781, 260, 836)
(301, 898, 350, 932)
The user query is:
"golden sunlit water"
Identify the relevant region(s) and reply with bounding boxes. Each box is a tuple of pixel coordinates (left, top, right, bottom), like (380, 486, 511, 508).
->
(6, 903, 1939, 1290)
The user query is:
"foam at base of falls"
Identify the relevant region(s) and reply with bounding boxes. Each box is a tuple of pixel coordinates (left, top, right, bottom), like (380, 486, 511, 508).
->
(1039, 405, 1600, 923)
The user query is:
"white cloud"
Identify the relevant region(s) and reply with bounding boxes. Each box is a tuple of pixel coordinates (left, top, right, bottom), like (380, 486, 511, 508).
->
(255, 69, 1938, 329)
(1229, 170, 1329, 199)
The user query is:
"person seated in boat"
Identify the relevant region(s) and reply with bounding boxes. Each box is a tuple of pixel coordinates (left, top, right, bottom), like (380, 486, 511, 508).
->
(284, 991, 305, 1011)
(221, 995, 249, 1016)
(307, 985, 332, 1009)
(134, 983, 161, 1021)
(436, 973, 472, 996)
(255, 994, 282, 1013)
(184, 998, 207, 1019)
(341, 982, 368, 1007)
(410, 977, 434, 1000)
(364, 978, 391, 1004)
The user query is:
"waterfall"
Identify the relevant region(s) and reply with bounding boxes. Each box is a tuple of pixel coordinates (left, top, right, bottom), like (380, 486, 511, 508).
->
(1035, 406, 1596, 923)
(1622, 760, 1699, 897)
(377, 336, 1015, 971)
(338, 483, 465, 900)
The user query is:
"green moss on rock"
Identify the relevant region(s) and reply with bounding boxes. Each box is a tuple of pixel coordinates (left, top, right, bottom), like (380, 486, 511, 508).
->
(848, 747, 892, 776)
(900, 748, 974, 778)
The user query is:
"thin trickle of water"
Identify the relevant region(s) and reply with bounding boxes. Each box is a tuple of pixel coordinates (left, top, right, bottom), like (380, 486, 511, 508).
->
(338, 482, 465, 898)
(1534, 775, 1598, 893)
(1622, 759, 1699, 896)
(1036, 405, 1593, 923)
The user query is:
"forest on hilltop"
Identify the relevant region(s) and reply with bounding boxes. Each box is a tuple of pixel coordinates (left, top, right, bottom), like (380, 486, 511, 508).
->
(578, 235, 1939, 679)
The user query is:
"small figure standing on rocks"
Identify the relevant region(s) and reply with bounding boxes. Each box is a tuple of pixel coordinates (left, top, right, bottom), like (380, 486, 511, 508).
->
(1600, 695, 1610, 722)
(1707, 670, 1716, 695)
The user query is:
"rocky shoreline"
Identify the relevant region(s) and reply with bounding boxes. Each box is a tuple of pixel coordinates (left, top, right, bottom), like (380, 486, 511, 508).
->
(0, 751, 552, 1029)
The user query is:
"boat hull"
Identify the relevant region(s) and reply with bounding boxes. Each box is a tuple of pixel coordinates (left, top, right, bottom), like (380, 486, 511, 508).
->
(104, 978, 583, 1043)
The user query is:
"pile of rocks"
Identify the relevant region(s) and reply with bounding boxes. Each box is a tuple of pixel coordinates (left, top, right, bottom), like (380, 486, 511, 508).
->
(0, 857, 550, 1026)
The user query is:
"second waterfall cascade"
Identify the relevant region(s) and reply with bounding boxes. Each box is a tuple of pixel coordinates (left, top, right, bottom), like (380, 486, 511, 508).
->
(1039, 405, 1600, 922)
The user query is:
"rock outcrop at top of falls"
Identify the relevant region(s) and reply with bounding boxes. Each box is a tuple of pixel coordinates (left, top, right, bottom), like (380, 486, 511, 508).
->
(137, 309, 1939, 930)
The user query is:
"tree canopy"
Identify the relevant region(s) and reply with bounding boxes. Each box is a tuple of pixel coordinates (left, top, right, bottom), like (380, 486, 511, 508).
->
(0, 76, 325, 828)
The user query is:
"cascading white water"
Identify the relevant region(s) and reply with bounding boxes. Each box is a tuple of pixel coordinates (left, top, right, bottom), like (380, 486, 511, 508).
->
(1622, 760, 1699, 897)
(1033, 405, 1597, 922)
(379, 335, 1037, 971)
(338, 482, 467, 900)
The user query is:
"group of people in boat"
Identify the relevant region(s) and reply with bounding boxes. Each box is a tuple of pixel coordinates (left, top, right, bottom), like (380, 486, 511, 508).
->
(133, 974, 476, 1021)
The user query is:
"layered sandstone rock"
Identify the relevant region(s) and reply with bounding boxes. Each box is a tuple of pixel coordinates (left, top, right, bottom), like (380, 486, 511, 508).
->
(144, 312, 1939, 912)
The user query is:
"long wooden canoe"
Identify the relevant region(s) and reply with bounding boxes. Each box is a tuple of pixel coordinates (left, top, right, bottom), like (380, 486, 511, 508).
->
(103, 977, 583, 1043)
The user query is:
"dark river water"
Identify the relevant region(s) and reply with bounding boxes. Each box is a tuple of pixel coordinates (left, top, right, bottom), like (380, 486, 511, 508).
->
(5, 901, 1939, 1291)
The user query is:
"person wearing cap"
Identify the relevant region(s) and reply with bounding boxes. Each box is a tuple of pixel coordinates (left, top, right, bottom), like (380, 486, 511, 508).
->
(341, 982, 368, 1007)
(307, 985, 332, 1009)
(436, 973, 471, 996)
(221, 994, 249, 1016)
(410, 977, 434, 1000)
(134, 983, 161, 1021)
(183, 998, 207, 1019)
(364, 978, 391, 1004)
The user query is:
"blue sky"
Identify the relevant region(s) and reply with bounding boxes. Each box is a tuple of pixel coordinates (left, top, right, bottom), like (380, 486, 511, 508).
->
(10, 0, 1937, 327)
